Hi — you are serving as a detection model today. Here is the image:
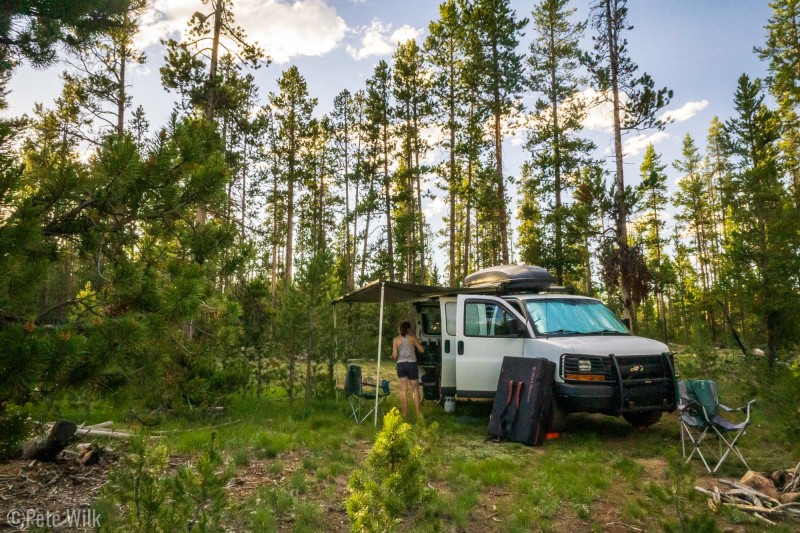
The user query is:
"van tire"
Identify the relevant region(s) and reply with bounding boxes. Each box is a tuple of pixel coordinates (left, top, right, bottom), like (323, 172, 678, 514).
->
(622, 411, 662, 428)
(547, 402, 568, 432)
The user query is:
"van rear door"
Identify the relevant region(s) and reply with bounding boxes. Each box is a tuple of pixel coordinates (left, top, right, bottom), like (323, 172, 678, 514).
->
(455, 294, 527, 397)
(439, 297, 457, 395)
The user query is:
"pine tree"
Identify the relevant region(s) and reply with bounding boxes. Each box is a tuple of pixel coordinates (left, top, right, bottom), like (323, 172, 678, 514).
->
(393, 39, 431, 283)
(524, 0, 594, 285)
(269, 66, 317, 289)
(586, 0, 672, 331)
(637, 144, 669, 342)
(463, 0, 527, 263)
(0, 0, 131, 74)
(573, 165, 609, 295)
(331, 90, 356, 289)
(160, 0, 267, 225)
(724, 74, 797, 364)
(426, 0, 465, 285)
(757, 0, 800, 207)
(60, 0, 146, 139)
(673, 134, 716, 339)
(365, 60, 395, 280)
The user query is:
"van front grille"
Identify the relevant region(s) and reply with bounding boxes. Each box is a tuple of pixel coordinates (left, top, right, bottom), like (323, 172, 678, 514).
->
(562, 354, 669, 382)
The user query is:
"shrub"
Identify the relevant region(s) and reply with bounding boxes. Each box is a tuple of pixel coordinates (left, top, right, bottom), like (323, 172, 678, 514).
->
(346, 408, 424, 532)
(97, 433, 230, 532)
(0, 408, 27, 460)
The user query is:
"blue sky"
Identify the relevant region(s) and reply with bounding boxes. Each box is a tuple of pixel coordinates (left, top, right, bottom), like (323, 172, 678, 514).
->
(5, 0, 775, 264)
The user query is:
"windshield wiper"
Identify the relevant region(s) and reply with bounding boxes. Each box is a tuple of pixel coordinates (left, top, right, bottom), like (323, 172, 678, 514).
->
(545, 329, 580, 336)
(586, 329, 626, 336)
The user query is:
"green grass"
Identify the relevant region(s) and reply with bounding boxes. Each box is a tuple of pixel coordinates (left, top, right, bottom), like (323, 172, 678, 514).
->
(19, 350, 800, 532)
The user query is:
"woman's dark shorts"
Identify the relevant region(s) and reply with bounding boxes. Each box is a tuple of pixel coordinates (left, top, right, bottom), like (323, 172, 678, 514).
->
(396, 361, 419, 380)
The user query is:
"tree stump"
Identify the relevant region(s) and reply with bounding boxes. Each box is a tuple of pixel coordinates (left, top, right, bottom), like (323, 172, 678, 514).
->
(21, 421, 77, 461)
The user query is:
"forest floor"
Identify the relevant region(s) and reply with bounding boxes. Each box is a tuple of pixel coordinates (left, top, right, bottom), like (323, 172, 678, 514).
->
(2, 353, 799, 532)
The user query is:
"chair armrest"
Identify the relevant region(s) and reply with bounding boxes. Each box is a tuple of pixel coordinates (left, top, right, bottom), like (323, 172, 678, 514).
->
(719, 399, 755, 413)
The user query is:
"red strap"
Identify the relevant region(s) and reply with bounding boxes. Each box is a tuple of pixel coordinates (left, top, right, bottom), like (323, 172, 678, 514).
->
(514, 381, 523, 408)
(505, 380, 513, 406)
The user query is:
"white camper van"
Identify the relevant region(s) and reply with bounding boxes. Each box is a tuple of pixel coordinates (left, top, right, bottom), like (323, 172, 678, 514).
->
(338, 265, 677, 428)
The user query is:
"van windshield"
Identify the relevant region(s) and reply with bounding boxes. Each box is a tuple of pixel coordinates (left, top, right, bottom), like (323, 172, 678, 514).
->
(523, 298, 629, 336)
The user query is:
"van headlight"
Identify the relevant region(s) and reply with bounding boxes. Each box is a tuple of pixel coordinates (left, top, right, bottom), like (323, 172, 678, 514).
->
(578, 359, 592, 372)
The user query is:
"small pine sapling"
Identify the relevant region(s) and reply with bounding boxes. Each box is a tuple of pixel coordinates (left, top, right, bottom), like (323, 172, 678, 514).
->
(347, 408, 425, 532)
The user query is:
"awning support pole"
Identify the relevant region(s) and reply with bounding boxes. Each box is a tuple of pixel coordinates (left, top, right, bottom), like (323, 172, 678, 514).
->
(333, 304, 338, 401)
(375, 282, 385, 427)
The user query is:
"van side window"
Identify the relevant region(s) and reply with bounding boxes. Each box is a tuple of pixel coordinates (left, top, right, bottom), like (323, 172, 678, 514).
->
(464, 300, 517, 337)
(445, 302, 456, 336)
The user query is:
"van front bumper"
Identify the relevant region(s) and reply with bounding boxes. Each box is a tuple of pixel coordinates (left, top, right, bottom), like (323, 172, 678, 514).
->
(554, 380, 676, 416)
(555, 352, 677, 415)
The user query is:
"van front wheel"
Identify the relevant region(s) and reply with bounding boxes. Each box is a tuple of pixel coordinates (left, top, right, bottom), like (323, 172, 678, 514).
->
(547, 402, 568, 432)
(622, 411, 662, 428)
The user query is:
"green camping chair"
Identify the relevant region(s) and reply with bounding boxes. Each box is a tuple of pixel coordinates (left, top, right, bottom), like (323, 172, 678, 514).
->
(345, 364, 390, 424)
(677, 379, 755, 474)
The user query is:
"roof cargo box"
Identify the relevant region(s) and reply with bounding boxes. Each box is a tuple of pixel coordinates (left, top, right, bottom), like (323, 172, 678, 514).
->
(464, 265, 553, 293)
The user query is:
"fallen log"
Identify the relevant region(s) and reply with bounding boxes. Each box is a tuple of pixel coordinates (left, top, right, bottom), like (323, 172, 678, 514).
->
(21, 421, 77, 461)
(74, 427, 133, 439)
(84, 421, 114, 429)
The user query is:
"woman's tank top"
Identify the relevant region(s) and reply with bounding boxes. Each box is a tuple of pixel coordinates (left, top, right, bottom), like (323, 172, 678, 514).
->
(397, 335, 416, 363)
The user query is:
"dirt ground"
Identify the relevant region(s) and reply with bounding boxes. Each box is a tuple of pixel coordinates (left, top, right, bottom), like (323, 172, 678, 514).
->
(0, 454, 110, 531)
(0, 444, 781, 532)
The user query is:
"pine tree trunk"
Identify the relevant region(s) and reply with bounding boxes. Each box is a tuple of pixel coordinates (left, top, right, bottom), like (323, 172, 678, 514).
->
(448, 121, 456, 286)
(286, 128, 296, 289)
(241, 135, 247, 240)
(343, 107, 352, 288)
(414, 116, 425, 283)
(550, 21, 564, 285)
(383, 119, 394, 280)
(117, 43, 126, 138)
(605, 0, 634, 331)
(361, 173, 375, 282)
(464, 157, 473, 280)
(494, 110, 509, 263)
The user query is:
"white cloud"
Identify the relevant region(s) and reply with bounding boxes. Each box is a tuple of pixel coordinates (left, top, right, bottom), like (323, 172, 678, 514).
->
(138, 0, 196, 46)
(390, 25, 422, 44)
(622, 131, 670, 157)
(577, 91, 706, 131)
(139, 0, 347, 64)
(423, 196, 447, 220)
(346, 20, 422, 61)
(659, 100, 709, 123)
(576, 88, 622, 132)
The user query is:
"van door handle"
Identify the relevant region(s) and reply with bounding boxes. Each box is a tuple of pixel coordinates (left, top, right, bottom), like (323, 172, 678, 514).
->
(444, 340, 450, 353)
(457, 341, 464, 355)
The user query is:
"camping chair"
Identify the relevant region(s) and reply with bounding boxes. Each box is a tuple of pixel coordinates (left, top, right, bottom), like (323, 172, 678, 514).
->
(677, 379, 755, 474)
(345, 364, 390, 424)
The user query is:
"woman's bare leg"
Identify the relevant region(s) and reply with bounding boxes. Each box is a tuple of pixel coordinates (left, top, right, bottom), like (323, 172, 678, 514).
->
(410, 379, 421, 417)
(398, 377, 409, 417)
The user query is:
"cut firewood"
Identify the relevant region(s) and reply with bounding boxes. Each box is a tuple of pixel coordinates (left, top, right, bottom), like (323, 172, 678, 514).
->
(752, 512, 777, 526)
(719, 478, 781, 505)
(699, 472, 800, 525)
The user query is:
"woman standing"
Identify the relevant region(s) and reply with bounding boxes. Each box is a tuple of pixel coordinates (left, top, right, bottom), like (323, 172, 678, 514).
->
(392, 321, 425, 418)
